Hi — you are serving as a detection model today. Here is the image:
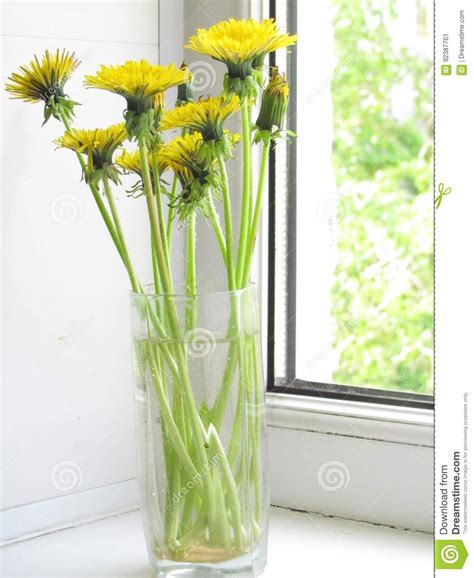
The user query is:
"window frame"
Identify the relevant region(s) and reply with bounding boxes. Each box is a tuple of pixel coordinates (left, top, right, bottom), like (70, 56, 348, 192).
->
(265, 0, 434, 413)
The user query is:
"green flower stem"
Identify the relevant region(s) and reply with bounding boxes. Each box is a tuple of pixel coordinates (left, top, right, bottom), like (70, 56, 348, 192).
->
(249, 336, 262, 523)
(155, 348, 178, 542)
(247, 100, 254, 232)
(139, 136, 224, 544)
(235, 98, 252, 288)
(226, 372, 244, 468)
(185, 212, 197, 332)
(212, 141, 270, 460)
(179, 489, 199, 541)
(151, 233, 161, 294)
(139, 137, 173, 294)
(217, 154, 236, 291)
(178, 421, 201, 541)
(185, 213, 196, 295)
(212, 472, 232, 549)
(178, 502, 207, 550)
(241, 139, 271, 286)
(167, 174, 179, 247)
(211, 156, 242, 435)
(58, 109, 125, 263)
(138, 341, 173, 540)
(218, 335, 262, 540)
(151, 157, 170, 267)
(102, 176, 140, 293)
(146, 342, 204, 493)
(168, 390, 187, 543)
(167, 128, 186, 248)
(167, 463, 181, 543)
(206, 190, 227, 265)
(211, 346, 238, 430)
(208, 425, 244, 550)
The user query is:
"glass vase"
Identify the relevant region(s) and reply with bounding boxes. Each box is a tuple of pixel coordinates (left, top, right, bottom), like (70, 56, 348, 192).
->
(130, 284, 269, 577)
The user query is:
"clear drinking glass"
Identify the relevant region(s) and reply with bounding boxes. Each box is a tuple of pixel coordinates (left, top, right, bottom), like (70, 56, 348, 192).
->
(130, 283, 269, 577)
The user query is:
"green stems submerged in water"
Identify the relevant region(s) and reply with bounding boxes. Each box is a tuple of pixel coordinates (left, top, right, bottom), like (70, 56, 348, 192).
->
(135, 129, 266, 554)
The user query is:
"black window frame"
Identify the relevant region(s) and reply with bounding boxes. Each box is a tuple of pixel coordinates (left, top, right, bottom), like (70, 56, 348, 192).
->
(266, 0, 434, 411)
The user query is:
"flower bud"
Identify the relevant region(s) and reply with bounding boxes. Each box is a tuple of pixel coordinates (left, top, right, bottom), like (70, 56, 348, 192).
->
(255, 68, 289, 132)
(176, 62, 194, 106)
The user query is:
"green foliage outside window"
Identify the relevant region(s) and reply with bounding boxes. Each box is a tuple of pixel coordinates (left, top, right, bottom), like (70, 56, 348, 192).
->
(331, 0, 433, 393)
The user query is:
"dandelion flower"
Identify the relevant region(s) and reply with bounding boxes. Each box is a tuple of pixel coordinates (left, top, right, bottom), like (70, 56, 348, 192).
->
(256, 68, 290, 133)
(55, 123, 127, 184)
(157, 132, 220, 219)
(186, 18, 297, 96)
(161, 95, 240, 141)
(115, 148, 168, 197)
(5, 49, 80, 124)
(84, 61, 190, 138)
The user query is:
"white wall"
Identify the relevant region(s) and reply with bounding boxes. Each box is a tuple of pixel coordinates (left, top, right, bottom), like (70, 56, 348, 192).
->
(0, 0, 184, 539)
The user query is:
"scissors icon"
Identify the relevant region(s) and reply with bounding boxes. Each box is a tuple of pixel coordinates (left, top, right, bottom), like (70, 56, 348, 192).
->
(435, 183, 452, 209)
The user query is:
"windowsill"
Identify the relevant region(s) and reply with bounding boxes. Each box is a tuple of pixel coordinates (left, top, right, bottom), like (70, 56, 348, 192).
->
(2, 508, 432, 577)
(266, 392, 434, 446)
(265, 393, 434, 532)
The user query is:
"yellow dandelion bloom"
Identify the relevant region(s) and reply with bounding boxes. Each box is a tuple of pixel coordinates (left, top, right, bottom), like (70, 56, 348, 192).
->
(266, 68, 289, 99)
(115, 149, 143, 176)
(152, 92, 166, 114)
(55, 123, 127, 182)
(115, 148, 168, 198)
(116, 149, 168, 177)
(157, 132, 222, 220)
(160, 95, 240, 141)
(5, 49, 79, 103)
(157, 132, 205, 184)
(5, 49, 80, 123)
(84, 60, 190, 138)
(84, 61, 189, 106)
(186, 18, 297, 74)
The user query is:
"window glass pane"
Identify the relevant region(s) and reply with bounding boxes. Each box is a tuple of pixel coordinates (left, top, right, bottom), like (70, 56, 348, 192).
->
(272, 0, 433, 396)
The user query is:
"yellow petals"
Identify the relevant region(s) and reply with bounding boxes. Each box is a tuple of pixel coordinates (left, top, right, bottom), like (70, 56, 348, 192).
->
(116, 149, 168, 176)
(84, 60, 190, 100)
(157, 132, 204, 182)
(186, 18, 297, 66)
(55, 123, 127, 178)
(5, 49, 79, 103)
(160, 95, 240, 138)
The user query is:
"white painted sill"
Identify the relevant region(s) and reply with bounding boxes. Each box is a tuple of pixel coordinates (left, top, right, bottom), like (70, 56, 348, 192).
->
(266, 392, 434, 446)
(266, 392, 434, 533)
(1, 508, 433, 578)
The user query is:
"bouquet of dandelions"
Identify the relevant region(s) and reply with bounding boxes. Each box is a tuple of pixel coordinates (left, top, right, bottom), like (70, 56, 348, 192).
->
(6, 18, 296, 571)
